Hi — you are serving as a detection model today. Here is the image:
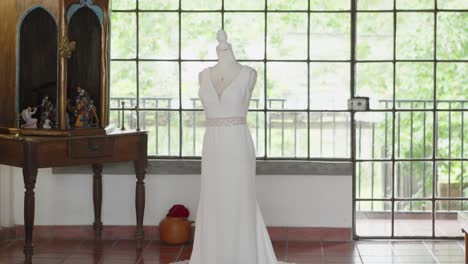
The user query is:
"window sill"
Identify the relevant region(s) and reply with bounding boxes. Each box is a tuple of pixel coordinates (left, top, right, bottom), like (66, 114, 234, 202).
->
(52, 159, 352, 175)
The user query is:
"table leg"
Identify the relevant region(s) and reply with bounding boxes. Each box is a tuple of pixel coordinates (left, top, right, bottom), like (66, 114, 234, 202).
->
(465, 232, 468, 264)
(92, 164, 103, 239)
(23, 143, 38, 264)
(134, 159, 146, 250)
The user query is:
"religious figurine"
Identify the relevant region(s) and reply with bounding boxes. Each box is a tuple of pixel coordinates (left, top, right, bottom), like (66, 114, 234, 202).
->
(39, 95, 55, 129)
(43, 119, 52, 129)
(21, 107, 38, 128)
(69, 84, 98, 128)
(88, 99, 99, 127)
(75, 85, 86, 104)
(74, 93, 89, 127)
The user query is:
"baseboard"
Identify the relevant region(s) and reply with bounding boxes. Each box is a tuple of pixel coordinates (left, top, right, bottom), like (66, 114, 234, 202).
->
(0, 225, 352, 242)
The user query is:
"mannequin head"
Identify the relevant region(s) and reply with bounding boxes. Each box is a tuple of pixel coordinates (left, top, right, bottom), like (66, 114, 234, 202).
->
(216, 29, 230, 51)
(216, 29, 228, 44)
(215, 29, 236, 63)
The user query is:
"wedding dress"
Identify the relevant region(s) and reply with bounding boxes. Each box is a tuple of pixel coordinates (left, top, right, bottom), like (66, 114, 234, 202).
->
(171, 65, 291, 264)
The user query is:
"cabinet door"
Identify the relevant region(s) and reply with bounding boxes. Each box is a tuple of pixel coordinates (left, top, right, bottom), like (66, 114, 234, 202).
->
(67, 7, 102, 129)
(19, 7, 58, 129)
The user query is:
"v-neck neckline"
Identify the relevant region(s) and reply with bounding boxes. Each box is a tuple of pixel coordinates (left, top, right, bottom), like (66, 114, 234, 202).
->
(208, 65, 245, 102)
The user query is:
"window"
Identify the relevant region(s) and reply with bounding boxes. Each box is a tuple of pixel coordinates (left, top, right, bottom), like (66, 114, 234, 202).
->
(110, 0, 351, 159)
(354, 0, 468, 238)
(110, 0, 467, 238)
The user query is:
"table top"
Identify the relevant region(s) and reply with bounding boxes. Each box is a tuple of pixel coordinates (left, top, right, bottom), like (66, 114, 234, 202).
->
(0, 129, 146, 142)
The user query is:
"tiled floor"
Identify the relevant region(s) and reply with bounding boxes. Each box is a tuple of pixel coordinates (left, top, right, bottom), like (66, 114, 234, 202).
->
(0, 239, 464, 264)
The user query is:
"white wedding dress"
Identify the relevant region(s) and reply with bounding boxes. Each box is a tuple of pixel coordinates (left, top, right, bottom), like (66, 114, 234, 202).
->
(172, 65, 291, 264)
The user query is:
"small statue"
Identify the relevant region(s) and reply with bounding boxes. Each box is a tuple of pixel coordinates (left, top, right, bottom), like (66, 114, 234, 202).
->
(74, 91, 89, 127)
(21, 107, 38, 128)
(88, 99, 99, 127)
(40, 95, 55, 128)
(75, 85, 86, 104)
(70, 84, 98, 128)
(43, 119, 52, 129)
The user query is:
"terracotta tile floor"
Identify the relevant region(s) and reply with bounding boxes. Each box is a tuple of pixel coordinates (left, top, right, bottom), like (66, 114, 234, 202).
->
(0, 239, 464, 264)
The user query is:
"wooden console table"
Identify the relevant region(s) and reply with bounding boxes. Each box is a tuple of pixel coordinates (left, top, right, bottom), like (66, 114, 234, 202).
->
(0, 130, 147, 264)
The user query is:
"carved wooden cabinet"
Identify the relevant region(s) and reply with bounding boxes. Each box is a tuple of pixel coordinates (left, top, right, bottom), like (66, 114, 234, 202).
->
(0, 0, 110, 135)
(0, 1, 148, 263)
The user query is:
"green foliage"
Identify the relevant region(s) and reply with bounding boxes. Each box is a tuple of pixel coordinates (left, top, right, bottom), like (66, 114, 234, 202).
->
(110, 13, 136, 59)
(267, 13, 308, 59)
(437, 12, 468, 60)
(310, 0, 350, 10)
(268, 0, 307, 10)
(139, 0, 178, 10)
(224, 0, 264, 10)
(396, 13, 434, 59)
(358, 0, 393, 10)
(181, 0, 220, 10)
(111, 0, 135, 10)
(397, 0, 434, 9)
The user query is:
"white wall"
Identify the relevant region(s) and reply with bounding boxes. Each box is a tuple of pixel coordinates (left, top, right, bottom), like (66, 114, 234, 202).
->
(9, 168, 352, 228)
(0, 165, 14, 227)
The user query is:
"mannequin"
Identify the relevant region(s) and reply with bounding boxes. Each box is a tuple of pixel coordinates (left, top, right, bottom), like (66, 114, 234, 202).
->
(172, 29, 288, 264)
(200, 29, 256, 98)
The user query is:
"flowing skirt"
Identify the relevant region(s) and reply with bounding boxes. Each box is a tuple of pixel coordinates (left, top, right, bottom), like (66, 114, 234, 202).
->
(172, 124, 292, 264)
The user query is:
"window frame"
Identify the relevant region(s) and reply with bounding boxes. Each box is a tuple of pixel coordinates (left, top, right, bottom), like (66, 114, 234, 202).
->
(110, 0, 353, 160)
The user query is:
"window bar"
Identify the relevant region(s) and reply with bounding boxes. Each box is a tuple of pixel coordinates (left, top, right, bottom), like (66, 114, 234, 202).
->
(397, 108, 401, 200)
(112, 8, 468, 13)
(320, 112, 323, 157)
(111, 58, 468, 63)
(156, 100, 159, 155)
(307, 0, 311, 160)
(256, 100, 259, 155)
(356, 158, 468, 162)
(294, 112, 298, 157)
(423, 102, 427, 203)
(448, 102, 452, 211)
(178, 0, 183, 157)
(345, 114, 349, 157)
(263, 0, 268, 159)
(117, 98, 121, 126)
(333, 112, 336, 157)
(350, 0, 357, 231)
(221, 0, 224, 29)
(192, 102, 196, 156)
(422, 102, 427, 200)
(268, 101, 272, 156)
(371, 121, 375, 211)
(391, 0, 397, 238)
(142, 98, 147, 130)
(357, 163, 361, 211)
(281, 101, 285, 157)
(358, 121, 362, 207)
(129, 99, 133, 128)
(356, 197, 468, 202)
(384, 103, 389, 203)
(136, 0, 140, 131)
(410, 102, 414, 211)
(431, 0, 438, 238)
(462, 102, 465, 211)
(167, 106, 171, 155)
